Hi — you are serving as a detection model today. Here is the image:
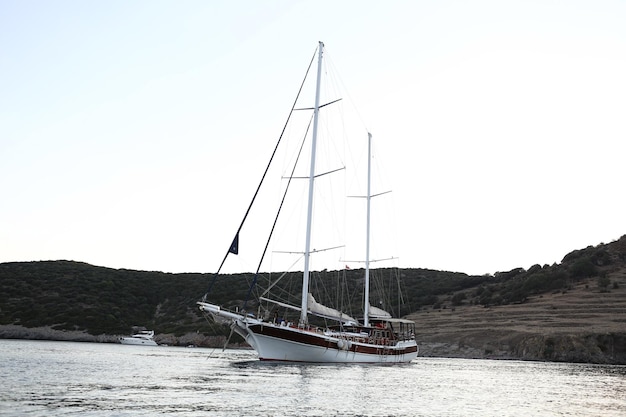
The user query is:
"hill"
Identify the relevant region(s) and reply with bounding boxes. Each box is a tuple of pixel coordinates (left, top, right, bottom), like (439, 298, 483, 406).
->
(411, 278, 626, 363)
(408, 236, 626, 364)
(0, 261, 253, 347)
(1, 235, 625, 362)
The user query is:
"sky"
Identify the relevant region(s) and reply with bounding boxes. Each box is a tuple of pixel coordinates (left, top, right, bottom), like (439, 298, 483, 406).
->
(1, 0, 625, 276)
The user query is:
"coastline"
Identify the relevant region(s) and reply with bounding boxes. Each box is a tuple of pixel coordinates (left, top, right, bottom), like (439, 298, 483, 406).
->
(2, 324, 623, 364)
(0, 324, 248, 349)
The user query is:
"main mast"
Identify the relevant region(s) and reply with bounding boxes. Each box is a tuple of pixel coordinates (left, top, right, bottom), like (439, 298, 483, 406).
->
(364, 133, 372, 327)
(300, 41, 324, 326)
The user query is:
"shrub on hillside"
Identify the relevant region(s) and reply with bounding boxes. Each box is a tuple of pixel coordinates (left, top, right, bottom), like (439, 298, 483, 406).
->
(451, 292, 466, 306)
(570, 257, 598, 280)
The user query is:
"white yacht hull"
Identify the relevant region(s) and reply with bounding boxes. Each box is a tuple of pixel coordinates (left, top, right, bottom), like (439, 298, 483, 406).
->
(237, 319, 417, 363)
(200, 303, 418, 363)
(119, 337, 158, 346)
(120, 330, 159, 346)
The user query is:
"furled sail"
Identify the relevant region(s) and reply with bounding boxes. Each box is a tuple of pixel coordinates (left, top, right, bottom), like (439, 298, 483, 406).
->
(308, 293, 357, 323)
(368, 304, 392, 319)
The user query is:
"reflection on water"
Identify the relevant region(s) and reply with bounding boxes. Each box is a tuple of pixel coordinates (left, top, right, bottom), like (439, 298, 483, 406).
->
(1, 340, 625, 416)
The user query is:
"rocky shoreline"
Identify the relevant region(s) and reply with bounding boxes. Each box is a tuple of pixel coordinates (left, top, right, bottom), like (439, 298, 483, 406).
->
(416, 331, 626, 364)
(0, 325, 248, 349)
(2, 324, 624, 364)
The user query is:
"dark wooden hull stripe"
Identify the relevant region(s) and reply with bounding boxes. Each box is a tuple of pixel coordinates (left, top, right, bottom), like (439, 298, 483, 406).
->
(249, 324, 418, 356)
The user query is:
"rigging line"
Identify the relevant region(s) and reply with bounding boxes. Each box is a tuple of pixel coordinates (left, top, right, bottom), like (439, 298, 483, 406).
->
(340, 256, 397, 264)
(260, 255, 304, 299)
(294, 97, 342, 111)
(285, 166, 345, 180)
(243, 113, 314, 310)
(204, 46, 318, 297)
(273, 245, 345, 255)
(348, 190, 392, 199)
(323, 48, 370, 134)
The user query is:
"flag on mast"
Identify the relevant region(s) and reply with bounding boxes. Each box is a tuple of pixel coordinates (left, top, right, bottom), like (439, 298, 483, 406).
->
(229, 233, 239, 255)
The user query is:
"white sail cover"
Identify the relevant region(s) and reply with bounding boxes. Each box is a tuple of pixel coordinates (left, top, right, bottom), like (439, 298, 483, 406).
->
(308, 293, 357, 323)
(368, 304, 392, 319)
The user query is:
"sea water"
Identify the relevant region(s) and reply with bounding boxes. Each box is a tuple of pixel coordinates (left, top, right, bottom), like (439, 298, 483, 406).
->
(0, 339, 624, 416)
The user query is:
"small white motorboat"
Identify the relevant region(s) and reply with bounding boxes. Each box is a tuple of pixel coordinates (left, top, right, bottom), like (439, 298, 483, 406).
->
(119, 330, 158, 346)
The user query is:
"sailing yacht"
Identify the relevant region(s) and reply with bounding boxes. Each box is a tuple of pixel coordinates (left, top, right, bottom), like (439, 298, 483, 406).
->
(198, 42, 418, 363)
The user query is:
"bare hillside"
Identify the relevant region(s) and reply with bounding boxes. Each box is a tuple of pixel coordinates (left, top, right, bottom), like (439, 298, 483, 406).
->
(410, 269, 626, 363)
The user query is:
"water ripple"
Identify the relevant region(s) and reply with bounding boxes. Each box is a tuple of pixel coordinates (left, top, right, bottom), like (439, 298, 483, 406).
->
(1, 340, 625, 416)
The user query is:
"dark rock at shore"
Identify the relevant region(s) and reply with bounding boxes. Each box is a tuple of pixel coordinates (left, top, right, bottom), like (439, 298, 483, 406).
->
(0, 325, 247, 349)
(417, 331, 626, 364)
